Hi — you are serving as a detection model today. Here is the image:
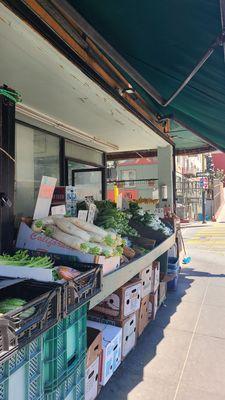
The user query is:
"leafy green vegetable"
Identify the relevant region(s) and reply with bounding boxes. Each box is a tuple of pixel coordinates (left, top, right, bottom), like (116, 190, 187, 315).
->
(89, 246, 101, 255)
(44, 226, 54, 237)
(0, 298, 36, 318)
(80, 243, 90, 253)
(114, 246, 123, 256)
(0, 250, 54, 269)
(95, 206, 139, 237)
(104, 235, 116, 247)
(102, 249, 111, 257)
(35, 220, 43, 228)
(0, 298, 27, 314)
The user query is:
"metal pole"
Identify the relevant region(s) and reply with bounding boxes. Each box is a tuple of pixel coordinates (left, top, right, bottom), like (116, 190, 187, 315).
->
(202, 189, 207, 224)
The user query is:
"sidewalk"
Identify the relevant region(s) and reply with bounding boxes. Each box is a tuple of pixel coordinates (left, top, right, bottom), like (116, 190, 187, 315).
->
(98, 223, 225, 400)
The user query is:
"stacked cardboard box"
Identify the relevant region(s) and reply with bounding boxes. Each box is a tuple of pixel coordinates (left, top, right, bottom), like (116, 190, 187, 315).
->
(85, 327, 102, 400)
(148, 261, 160, 321)
(90, 279, 141, 363)
(158, 281, 167, 307)
(137, 265, 152, 336)
(87, 321, 122, 386)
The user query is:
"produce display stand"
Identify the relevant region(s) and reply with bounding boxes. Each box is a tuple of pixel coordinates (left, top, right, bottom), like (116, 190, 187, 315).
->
(90, 233, 175, 308)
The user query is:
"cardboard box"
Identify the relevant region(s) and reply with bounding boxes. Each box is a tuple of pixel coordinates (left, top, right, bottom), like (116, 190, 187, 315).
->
(138, 265, 152, 298)
(94, 279, 142, 320)
(87, 321, 122, 386)
(85, 357, 99, 400)
(158, 281, 167, 307)
(121, 313, 137, 359)
(151, 261, 160, 293)
(87, 327, 102, 368)
(148, 291, 158, 321)
(16, 222, 120, 276)
(138, 295, 149, 336)
(87, 312, 137, 360)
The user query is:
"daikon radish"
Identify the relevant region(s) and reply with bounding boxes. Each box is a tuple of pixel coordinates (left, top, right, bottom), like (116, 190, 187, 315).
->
(68, 218, 117, 240)
(50, 226, 86, 250)
(89, 233, 104, 243)
(53, 218, 90, 241)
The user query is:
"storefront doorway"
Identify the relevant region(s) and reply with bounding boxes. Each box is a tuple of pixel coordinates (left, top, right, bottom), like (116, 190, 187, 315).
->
(67, 160, 103, 200)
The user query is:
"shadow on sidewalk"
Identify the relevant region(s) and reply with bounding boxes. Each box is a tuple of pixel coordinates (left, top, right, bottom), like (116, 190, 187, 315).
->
(97, 270, 194, 400)
(97, 259, 225, 400)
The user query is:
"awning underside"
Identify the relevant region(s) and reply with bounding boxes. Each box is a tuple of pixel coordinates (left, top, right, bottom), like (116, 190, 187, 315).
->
(69, 0, 225, 152)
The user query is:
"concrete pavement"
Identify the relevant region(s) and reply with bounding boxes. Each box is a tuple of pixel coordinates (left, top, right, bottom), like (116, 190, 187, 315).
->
(98, 222, 225, 400)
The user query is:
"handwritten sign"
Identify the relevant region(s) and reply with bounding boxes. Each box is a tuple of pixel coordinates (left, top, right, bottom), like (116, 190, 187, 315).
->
(33, 176, 57, 220)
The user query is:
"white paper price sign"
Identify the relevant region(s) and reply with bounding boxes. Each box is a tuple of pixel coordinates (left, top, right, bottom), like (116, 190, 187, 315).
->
(87, 203, 97, 224)
(33, 176, 57, 220)
(51, 205, 66, 216)
(78, 210, 88, 221)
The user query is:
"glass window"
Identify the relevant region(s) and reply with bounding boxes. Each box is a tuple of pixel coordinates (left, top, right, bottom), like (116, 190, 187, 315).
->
(65, 140, 103, 166)
(15, 123, 60, 218)
(121, 170, 136, 188)
(67, 160, 102, 200)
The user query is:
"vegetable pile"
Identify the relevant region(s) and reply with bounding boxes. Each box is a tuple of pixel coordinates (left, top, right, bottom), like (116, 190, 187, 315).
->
(0, 250, 54, 268)
(128, 202, 173, 236)
(94, 201, 138, 237)
(32, 216, 124, 258)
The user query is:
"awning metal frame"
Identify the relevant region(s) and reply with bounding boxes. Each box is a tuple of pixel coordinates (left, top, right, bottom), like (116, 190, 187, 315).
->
(51, 0, 225, 107)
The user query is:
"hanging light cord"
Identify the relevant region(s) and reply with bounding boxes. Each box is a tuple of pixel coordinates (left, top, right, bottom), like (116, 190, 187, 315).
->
(0, 147, 16, 163)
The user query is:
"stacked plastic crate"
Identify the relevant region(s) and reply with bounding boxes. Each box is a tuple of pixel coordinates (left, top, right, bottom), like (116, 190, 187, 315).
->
(0, 336, 43, 400)
(43, 304, 87, 400)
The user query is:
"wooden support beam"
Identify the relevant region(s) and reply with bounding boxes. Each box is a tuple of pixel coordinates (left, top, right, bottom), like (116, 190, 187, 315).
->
(0, 88, 15, 252)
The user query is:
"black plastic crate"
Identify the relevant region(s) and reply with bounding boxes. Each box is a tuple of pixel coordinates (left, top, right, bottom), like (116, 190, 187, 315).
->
(28, 251, 102, 317)
(61, 263, 102, 316)
(0, 278, 61, 362)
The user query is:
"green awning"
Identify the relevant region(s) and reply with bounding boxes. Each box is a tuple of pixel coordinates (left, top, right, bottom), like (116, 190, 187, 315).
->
(69, 0, 225, 152)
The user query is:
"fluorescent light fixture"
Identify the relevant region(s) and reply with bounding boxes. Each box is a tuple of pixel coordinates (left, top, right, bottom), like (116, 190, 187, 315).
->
(16, 103, 119, 151)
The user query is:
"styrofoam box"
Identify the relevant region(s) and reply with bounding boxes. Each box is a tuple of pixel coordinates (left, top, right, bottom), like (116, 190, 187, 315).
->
(122, 313, 137, 359)
(85, 357, 99, 400)
(139, 265, 152, 298)
(87, 321, 122, 386)
(0, 265, 57, 282)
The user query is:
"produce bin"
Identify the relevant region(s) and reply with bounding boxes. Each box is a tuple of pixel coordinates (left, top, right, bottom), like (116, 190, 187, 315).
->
(43, 304, 87, 392)
(61, 264, 102, 316)
(44, 357, 85, 400)
(0, 278, 61, 363)
(28, 251, 102, 316)
(168, 257, 179, 268)
(0, 336, 43, 400)
(129, 220, 172, 245)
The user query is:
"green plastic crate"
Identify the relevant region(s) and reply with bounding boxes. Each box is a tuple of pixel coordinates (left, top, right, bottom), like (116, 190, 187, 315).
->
(44, 357, 85, 400)
(0, 337, 44, 400)
(43, 304, 87, 391)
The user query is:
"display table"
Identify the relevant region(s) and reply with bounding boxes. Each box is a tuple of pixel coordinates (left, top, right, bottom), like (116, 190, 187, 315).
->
(90, 233, 175, 308)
